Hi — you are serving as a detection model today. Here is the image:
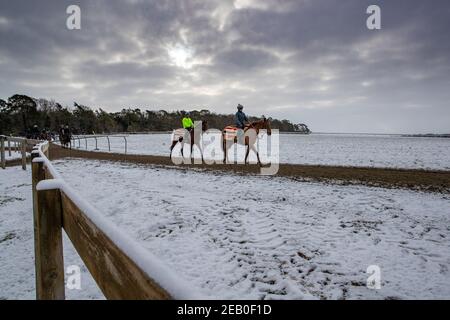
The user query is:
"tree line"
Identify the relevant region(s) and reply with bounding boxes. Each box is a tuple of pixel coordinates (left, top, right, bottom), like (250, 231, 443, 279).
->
(0, 94, 310, 136)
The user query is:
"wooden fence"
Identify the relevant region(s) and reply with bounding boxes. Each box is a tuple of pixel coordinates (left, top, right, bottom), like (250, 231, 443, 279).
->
(30, 141, 195, 300)
(0, 135, 40, 170)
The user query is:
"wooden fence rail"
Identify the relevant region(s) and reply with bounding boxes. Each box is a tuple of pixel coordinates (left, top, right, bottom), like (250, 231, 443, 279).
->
(30, 142, 195, 300)
(0, 135, 41, 170)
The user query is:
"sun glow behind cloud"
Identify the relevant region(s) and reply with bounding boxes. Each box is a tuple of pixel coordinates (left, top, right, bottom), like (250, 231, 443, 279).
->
(167, 44, 194, 69)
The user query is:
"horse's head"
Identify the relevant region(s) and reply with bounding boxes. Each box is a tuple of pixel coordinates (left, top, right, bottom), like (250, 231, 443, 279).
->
(192, 120, 208, 132)
(263, 116, 272, 135)
(247, 117, 271, 136)
(255, 116, 272, 135)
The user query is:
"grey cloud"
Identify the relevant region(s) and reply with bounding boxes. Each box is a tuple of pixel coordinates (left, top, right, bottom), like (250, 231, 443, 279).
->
(0, 0, 450, 133)
(213, 48, 279, 73)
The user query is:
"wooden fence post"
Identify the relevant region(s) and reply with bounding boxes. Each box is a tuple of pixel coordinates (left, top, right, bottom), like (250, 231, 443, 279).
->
(1, 137, 5, 169)
(21, 141, 27, 170)
(7, 139, 11, 157)
(31, 153, 42, 213)
(35, 185, 65, 300)
(32, 155, 44, 298)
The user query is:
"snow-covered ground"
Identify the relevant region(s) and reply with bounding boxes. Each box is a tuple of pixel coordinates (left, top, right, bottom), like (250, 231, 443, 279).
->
(0, 159, 450, 299)
(0, 166, 102, 299)
(71, 133, 450, 171)
(1, 159, 449, 299)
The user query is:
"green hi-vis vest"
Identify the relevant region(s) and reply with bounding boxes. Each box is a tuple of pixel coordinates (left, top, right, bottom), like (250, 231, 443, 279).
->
(182, 117, 194, 129)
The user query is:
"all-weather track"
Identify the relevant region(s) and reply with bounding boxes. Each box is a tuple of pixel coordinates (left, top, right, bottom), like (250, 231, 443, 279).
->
(48, 144, 450, 193)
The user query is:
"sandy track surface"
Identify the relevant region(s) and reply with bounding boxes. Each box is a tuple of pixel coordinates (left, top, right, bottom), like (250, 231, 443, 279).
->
(49, 144, 450, 193)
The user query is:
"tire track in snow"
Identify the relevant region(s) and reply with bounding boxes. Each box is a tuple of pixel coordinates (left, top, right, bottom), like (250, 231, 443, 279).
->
(51, 159, 450, 300)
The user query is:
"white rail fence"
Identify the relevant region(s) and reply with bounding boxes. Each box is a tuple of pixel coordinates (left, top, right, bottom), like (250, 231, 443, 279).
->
(56, 134, 129, 154)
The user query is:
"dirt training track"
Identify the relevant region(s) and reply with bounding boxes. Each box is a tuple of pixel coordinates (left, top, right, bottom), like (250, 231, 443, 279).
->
(48, 144, 450, 194)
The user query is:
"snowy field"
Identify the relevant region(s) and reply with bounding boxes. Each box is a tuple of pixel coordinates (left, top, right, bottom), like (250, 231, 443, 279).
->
(71, 133, 450, 171)
(2, 158, 449, 299)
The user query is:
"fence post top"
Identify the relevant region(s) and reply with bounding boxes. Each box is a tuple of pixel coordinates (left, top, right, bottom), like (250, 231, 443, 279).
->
(32, 157, 45, 163)
(36, 179, 64, 191)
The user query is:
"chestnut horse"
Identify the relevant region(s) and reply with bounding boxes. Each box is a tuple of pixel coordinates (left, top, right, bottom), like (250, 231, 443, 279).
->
(170, 121, 208, 160)
(222, 118, 272, 165)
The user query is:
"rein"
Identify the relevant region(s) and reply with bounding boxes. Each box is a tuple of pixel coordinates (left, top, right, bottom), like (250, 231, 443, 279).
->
(244, 121, 264, 134)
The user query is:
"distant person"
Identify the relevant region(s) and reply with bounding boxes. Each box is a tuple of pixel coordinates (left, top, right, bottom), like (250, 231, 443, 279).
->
(59, 125, 69, 148)
(40, 129, 47, 140)
(182, 113, 194, 132)
(59, 125, 65, 141)
(235, 104, 249, 129)
(63, 125, 72, 148)
(64, 125, 71, 139)
(31, 124, 40, 139)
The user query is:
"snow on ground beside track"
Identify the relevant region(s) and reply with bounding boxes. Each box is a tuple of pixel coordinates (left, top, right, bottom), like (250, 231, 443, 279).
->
(47, 158, 450, 300)
(0, 166, 103, 299)
(1, 159, 450, 299)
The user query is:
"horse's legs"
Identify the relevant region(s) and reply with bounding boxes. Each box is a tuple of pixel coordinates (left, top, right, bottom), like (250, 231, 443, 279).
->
(190, 131, 195, 160)
(180, 141, 184, 158)
(223, 138, 227, 163)
(196, 143, 204, 163)
(244, 136, 253, 164)
(170, 140, 178, 159)
(250, 143, 261, 165)
(223, 140, 234, 164)
(245, 143, 250, 165)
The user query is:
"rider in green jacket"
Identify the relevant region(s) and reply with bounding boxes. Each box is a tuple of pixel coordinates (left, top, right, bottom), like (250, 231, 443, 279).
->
(182, 114, 194, 131)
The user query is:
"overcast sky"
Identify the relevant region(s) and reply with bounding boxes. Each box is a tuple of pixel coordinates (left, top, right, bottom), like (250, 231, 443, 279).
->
(0, 0, 449, 133)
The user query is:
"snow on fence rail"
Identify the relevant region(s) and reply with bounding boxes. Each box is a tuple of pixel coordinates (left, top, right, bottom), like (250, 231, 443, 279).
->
(31, 141, 200, 300)
(0, 135, 41, 170)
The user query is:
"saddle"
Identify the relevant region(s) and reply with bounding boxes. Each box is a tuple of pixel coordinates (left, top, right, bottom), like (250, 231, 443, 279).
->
(223, 125, 248, 141)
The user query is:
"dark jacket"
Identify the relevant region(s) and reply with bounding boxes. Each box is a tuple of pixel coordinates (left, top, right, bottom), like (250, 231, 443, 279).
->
(235, 111, 248, 128)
